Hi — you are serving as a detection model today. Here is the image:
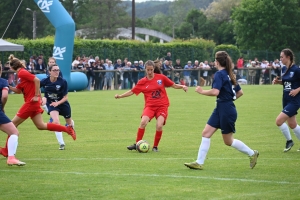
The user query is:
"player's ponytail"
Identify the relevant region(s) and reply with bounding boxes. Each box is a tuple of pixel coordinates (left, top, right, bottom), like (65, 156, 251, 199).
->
(8, 54, 26, 70)
(215, 51, 236, 86)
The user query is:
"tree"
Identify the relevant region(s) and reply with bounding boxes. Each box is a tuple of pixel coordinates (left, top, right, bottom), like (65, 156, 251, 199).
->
(203, 0, 241, 22)
(232, 0, 300, 51)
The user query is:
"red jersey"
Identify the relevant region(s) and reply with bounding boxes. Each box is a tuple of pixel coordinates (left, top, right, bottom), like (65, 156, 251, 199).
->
(16, 68, 36, 103)
(132, 74, 174, 107)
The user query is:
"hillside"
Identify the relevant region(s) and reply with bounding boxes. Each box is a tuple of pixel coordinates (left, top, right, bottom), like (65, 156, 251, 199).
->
(122, 0, 214, 19)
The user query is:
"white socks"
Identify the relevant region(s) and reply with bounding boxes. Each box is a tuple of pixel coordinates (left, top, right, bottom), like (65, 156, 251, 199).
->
(231, 139, 254, 156)
(55, 132, 64, 145)
(7, 135, 18, 156)
(292, 125, 300, 140)
(279, 123, 292, 141)
(196, 137, 210, 165)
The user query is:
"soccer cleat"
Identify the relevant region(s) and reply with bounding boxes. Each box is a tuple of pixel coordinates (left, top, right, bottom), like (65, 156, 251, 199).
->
(152, 146, 159, 152)
(127, 144, 137, 151)
(283, 140, 294, 152)
(7, 156, 26, 166)
(66, 125, 76, 140)
(249, 150, 259, 169)
(0, 147, 8, 158)
(184, 161, 203, 170)
(59, 144, 65, 150)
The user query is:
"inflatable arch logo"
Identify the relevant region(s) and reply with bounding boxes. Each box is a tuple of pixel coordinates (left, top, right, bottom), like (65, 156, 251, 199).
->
(34, 0, 87, 91)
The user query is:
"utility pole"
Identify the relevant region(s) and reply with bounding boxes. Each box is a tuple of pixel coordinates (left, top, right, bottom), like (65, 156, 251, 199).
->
(26, 8, 37, 39)
(132, 0, 135, 40)
(33, 10, 36, 39)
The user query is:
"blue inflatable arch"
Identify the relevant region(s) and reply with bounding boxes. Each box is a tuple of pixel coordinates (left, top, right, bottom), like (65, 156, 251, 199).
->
(34, 0, 87, 91)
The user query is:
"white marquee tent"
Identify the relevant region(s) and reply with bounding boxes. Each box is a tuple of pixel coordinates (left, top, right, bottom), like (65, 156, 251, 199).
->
(0, 39, 24, 51)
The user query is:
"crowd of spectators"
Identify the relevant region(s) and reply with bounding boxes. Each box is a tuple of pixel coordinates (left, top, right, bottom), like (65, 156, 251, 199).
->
(0, 52, 284, 91)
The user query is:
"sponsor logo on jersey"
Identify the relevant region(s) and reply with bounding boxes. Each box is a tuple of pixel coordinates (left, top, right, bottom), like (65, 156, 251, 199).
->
(37, 0, 53, 13)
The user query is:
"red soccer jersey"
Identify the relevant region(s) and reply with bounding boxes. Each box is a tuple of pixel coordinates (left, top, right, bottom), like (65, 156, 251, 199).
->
(132, 74, 174, 107)
(16, 68, 36, 103)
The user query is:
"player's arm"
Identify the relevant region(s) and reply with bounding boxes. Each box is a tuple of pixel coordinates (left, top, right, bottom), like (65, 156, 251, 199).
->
(115, 90, 134, 99)
(195, 86, 219, 96)
(8, 85, 22, 94)
(235, 89, 243, 100)
(171, 84, 188, 92)
(31, 77, 41, 102)
(1, 88, 8, 111)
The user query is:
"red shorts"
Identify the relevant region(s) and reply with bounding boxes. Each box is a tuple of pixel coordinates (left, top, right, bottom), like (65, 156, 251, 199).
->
(17, 101, 44, 119)
(142, 106, 168, 125)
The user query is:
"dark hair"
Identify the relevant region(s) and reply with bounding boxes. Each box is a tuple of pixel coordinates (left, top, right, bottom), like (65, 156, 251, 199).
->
(153, 59, 162, 74)
(8, 54, 26, 70)
(48, 64, 59, 71)
(215, 51, 236, 86)
(281, 48, 295, 77)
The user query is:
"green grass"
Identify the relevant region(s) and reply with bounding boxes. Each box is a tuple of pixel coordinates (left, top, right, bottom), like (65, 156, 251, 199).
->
(1, 85, 300, 200)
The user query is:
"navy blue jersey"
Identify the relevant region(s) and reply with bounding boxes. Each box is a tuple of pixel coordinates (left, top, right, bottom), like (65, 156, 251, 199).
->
(0, 78, 9, 111)
(212, 69, 241, 102)
(281, 65, 300, 106)
(40, 77, 68, 104)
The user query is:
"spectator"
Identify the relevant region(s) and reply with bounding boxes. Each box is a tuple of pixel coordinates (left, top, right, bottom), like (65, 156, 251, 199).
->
(72, 56, 80, 69)
(183, 61, 193, 86)
(122, 61, 132, 89)
(173, 59, 183, 84)
(165, 52, 171, 61)
(237, 56, 244, 77)
(114, 59, 123, 90)
(191, 60, 200, 87)
(26, 56, 35, 73)
(35, 58, 46, 73)
(103, 60, 114, 90)
(86, 62, 94, 91)
(138, 60, 145, 80)
(131, 61, 140, 88)
(94, 60, 104, 90)
(161, 60, 173, 79)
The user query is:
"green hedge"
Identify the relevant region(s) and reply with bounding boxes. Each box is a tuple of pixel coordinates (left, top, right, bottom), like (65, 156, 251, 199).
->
(2, 37, 216, 65)
(213, 44, 241, 63)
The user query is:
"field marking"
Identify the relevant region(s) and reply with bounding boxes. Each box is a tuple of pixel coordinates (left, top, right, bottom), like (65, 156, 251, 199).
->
(14, 157, 300, 161)
(0, 169, 299, 185)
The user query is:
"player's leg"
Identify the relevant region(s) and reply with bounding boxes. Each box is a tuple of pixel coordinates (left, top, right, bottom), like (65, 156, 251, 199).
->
(276, 109, 294, 152)
(50, 110, 66, 150)
(152, 107, 168, 152)
(127, 115, 150, 151)
(184, 124, 217, 170)
(31, 113, 76, 140)
(0, 122, 25, 166)
(287, 115, 300, 151)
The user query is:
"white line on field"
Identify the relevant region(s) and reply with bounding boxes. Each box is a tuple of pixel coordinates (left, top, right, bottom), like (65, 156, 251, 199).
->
(18, 157, 300, 161)
(0, 169, 299, 185)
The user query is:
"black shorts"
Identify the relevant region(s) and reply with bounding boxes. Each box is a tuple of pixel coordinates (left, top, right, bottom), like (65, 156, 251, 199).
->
(47, 102, 72, 119)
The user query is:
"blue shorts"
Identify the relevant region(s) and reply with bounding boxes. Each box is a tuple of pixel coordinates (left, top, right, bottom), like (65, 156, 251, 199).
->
(47, 102, 71, 119)
(0, 111, 11, 124)
(282, 103, 298, 117)
(207, 101, 237, 134)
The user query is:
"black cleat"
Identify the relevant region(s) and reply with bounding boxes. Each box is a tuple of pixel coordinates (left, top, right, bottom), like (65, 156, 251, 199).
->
(283, 140, 294, 152)
(127, 144, 137, 151)
(152, 146, 159, 152)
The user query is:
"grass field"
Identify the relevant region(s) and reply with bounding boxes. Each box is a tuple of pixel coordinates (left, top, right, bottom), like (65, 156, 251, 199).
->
(0, 85, 300, 200)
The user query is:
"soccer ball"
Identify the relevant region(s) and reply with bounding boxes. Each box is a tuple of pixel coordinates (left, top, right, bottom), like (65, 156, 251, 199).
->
(136, 140, 150, 153)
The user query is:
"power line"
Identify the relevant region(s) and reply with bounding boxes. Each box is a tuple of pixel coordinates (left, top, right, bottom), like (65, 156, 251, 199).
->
(1, 0, 24, 39)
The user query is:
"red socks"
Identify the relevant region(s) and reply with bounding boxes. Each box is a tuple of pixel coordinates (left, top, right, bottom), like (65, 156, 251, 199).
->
(136, 128, 145, 143)
(47, 123, 68, 132)
(153, 130, 163, 147)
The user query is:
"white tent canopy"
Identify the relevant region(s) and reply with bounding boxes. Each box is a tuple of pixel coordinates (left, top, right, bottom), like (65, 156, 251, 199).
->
(0, 39, 24, 51)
